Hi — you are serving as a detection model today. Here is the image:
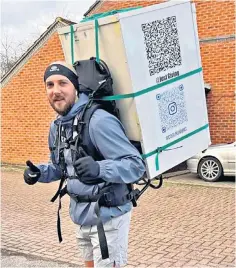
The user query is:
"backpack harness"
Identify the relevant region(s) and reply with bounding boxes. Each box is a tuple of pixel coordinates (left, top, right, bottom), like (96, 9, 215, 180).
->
(50, 58, 163, 260)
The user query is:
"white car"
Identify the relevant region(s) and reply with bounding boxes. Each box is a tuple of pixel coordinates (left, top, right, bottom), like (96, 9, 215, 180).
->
(187, 142, 236, 182)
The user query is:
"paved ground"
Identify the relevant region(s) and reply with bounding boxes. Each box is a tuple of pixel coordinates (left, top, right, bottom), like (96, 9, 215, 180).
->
(1, 167, 235, 267)
(1, 249, 76, 267)
(164, 172, 235, 189)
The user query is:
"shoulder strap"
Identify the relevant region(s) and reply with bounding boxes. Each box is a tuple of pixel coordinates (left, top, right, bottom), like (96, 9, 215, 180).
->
(78, 103, 104, 160)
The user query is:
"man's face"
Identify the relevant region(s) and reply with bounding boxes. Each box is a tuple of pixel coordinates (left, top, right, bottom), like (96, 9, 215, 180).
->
(45, 74, 77, 116)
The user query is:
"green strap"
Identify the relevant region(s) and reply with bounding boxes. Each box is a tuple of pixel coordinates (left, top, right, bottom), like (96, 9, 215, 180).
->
(142, 123, 209, 170)
(99, 67, 202, 101)
(95, 19, 100, 63)
(70, 25, 74, 65)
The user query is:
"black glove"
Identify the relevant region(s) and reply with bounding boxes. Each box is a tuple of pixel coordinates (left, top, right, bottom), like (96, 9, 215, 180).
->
(24, 160, 41, 185)
(74, 156, 100, 178)
(74, 155, 103, 184)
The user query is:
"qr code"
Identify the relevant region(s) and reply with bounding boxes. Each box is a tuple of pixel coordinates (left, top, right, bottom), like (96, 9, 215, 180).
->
(141, 16, 182, 76)
(156, 84, 188, 133)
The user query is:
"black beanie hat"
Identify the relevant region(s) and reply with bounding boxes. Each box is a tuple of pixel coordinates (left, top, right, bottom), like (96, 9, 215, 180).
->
(44, 61, 79, 91)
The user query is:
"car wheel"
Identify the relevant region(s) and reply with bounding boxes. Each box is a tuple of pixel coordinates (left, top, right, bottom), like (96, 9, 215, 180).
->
(198, 157, 223, 182)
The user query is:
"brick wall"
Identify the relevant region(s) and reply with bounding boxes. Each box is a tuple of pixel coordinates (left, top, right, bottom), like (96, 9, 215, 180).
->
(201, 40, 235, 144)
(194, 0, 235, 38)
(90, 0, 236, 144)
(1, 32, 65, 165)
(89, 0, 163, 14)
(195, 0, 235, 144)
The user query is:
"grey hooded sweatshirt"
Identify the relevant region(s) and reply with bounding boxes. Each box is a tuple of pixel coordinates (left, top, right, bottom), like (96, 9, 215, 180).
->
(37, 93, 146, 226)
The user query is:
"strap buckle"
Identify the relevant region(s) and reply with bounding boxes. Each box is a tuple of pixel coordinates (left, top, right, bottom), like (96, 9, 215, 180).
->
(103, 192, 112, 206)
(126, 192, 134, 201)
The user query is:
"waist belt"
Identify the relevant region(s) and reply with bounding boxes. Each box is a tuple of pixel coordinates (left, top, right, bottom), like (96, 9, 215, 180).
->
(67, 185, 137, 206)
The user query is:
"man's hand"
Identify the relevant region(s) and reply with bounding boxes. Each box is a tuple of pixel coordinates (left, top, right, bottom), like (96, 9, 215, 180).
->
(74, 156, 100, 178)
(24, 160, 41, 185)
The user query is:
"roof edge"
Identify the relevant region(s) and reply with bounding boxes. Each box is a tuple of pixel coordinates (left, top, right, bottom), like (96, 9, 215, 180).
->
(1, 17, 74, 86)
(84, 0, 101, 16)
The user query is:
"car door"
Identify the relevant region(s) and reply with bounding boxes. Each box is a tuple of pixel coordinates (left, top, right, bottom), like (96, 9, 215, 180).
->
(227, 143, 236, 174)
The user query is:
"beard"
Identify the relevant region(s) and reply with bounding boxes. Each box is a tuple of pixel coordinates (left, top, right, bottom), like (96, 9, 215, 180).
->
(49, 100, 73, 116)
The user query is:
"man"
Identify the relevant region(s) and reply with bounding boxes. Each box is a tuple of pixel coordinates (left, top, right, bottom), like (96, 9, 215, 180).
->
(24, 61, 146, 268)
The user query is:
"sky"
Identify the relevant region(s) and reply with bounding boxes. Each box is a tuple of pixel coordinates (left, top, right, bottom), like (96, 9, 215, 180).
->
(1, 0, 96, 53)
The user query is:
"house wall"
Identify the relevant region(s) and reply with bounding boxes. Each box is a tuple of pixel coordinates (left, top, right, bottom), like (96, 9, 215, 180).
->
(2, 33, 65, 164)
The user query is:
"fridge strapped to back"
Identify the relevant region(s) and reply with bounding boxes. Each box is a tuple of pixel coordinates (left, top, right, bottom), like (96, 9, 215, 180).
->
(58, 0, 211, 180)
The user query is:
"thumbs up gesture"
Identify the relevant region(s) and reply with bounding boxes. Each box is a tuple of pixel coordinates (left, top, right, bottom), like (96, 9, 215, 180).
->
(23, 160, 41, 185)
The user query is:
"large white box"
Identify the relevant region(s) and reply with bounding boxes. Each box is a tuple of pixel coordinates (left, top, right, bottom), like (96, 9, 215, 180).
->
(58, 0, 211, 179)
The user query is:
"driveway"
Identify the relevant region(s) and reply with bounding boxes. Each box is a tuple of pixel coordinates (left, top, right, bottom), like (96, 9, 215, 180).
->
(165, 172, 235, 188)
(1, 167, 235, 267)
